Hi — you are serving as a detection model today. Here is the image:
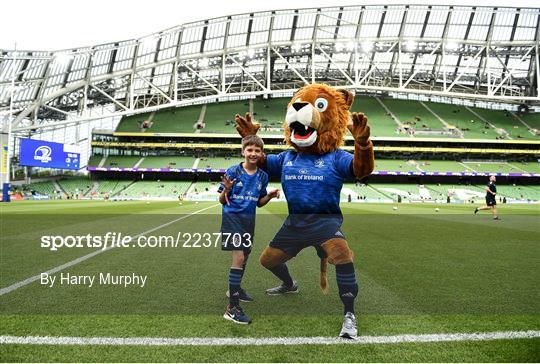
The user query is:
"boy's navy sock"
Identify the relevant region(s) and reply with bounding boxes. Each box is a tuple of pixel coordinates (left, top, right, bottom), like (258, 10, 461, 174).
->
(336, 263, 358, 314)
(269, 263, 294, 287)
(228, 267, 243, 307)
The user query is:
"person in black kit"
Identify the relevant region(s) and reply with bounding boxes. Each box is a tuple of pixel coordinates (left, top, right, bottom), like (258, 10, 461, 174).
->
(474, 175, 500, 220)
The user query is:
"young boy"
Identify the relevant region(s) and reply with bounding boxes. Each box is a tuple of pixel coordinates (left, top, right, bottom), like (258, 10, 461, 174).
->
(219, 135, 279, 324)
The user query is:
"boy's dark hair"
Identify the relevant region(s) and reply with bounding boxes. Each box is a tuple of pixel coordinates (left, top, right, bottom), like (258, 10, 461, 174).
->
(242, 135, 264, 150)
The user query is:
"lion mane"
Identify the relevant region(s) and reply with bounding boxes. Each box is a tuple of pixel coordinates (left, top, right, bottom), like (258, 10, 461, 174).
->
(283, 84, 353, 154)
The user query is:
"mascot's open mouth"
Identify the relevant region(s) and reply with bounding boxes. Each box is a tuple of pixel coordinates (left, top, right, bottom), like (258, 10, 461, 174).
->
(289, 121, 318, 147)
(290, 121, 316, 140)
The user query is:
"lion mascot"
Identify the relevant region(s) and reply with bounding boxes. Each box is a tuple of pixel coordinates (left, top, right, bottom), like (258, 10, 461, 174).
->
(235, 83, 374, 338)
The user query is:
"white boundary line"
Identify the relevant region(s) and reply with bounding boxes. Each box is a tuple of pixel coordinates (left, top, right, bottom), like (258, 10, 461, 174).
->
(0, 204, 219, 296)
(0, 331, 538, 346)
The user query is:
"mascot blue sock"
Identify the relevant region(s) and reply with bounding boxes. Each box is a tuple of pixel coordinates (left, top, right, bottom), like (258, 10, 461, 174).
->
(270, 263, 294, 287)
(228, 267, 243, 307)
(336, 263, 358, 314)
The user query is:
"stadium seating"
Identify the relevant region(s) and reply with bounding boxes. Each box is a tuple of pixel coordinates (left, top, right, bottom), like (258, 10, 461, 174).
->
(253, 98, 286, 135)
(138, 156, 196, 169)
(519, 112, 540, 133)
(471, 108, 533, 139)
(415, 160, 471, 173)
(375, 159, 539, 174)
(350, 96, 401, 137)
(113, 97, 540, 140)
(22, 180, 58, 196)
(375, 159, 419, 172)
(381, 98, 447, 135)
(198, 157, 244, 169)
(487, 184, 539, 201)
(202, 101, 250, 133)
(115, 111, 153, 132)
(102, 156, 143, 168)
(87, 155, 104, 167)
(149, 106, 204, 133)
(461, 161, 526, 174)
(95, 180, 133, 196)
(57, 177, 92, 196)
(342, 183, 392, 202)
(120, 181, 193, 198)
(422, 102, 500, 139)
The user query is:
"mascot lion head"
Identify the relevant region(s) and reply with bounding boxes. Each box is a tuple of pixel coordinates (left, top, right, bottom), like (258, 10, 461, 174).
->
(284, 83, 354, 154)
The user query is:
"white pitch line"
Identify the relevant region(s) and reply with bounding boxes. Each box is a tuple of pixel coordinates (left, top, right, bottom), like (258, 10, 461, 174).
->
(0, 204, 219, 296)
(0, 331, 538, 346)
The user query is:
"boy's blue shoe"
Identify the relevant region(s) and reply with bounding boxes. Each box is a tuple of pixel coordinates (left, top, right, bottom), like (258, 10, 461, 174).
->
(223, 305, 252, 324)
(226, 288, 254, 302)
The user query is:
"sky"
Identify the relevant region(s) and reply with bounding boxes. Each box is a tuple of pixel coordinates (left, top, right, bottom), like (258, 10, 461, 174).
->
(1, 0, 538, 51)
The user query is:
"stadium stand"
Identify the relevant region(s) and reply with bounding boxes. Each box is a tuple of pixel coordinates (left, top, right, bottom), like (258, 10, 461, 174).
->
(57, 177, 92, 196)
(382, 99, 447, 136)
(415, 160, 471, 173)
(94, 179, 133, 196)
(120, 181, 192, 198)
(253, 98, 286, 135)
(22, 180, 58, 196)
(113, 97, 540, 141)
(102, 156, 143, 168)
(375, 159, 419, 172)
(202, 101, 250, 133)
(471, 108, 535, 140)
(149, 106, 203, 133)
(138, 156, 196, 169)
(519, 112, 540, 133)
(342, 183, 392, 202)
(350, 96, 401, 138)
(115, 112, 153, 132)
(198, 157, 244, 169)
(87, 155, 104, 167)
(423, 102, 501, 140)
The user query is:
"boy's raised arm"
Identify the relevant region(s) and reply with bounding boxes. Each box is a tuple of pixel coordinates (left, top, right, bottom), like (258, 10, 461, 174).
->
(257, 189, 280, 207)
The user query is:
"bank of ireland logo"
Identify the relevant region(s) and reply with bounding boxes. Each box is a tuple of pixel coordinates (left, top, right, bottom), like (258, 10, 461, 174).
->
(34, 146, 52, 163)
(314, 158, 324, 168)
(299, 168, 307, 174)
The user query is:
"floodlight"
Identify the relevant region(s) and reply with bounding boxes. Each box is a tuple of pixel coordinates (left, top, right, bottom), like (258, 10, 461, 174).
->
(405, 40, 417, 51)
(292, 43, 302, 52)
(54, 53, 73, 65)
(445, 41, 458, 51)
(361, 41, 373, 52)
(198, 58, 209, 68)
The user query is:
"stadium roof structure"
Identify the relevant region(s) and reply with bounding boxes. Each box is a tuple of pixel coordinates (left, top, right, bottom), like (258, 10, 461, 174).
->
(1, 4, 539, 133)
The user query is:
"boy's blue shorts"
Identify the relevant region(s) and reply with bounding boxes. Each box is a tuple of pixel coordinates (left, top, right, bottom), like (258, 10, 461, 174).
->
(220, 213, 254, 253)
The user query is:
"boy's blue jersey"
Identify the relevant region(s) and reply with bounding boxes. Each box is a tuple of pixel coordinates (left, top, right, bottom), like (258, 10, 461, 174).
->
(219, 163, 269, 215)
(266, 149, 354, 216)
(219, 163, 268, 251)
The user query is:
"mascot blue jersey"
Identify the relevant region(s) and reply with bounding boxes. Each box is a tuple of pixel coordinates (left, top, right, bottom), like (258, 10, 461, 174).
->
(266, 149, 354, 227)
